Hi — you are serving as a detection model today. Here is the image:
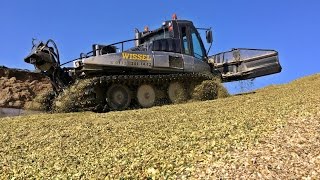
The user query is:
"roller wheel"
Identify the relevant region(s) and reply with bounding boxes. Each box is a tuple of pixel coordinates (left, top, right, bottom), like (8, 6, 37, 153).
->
(168, 82, 187, 103)
(106, 84, 131, 110)
(137, 84, 156, 108)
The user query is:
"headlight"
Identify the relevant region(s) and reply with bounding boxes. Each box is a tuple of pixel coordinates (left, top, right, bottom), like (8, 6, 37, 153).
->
(74, 60, 83, 68)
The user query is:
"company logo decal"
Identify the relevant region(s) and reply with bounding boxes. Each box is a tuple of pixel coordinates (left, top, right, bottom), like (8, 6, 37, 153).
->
(122, 53, 151, 61)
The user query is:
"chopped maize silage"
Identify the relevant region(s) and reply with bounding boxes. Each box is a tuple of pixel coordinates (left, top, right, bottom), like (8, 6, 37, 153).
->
(52, 78, 97, 113)
(192, 78, 229, 100)
(0, 74, 319, 178)
(24, 91, 55, 111)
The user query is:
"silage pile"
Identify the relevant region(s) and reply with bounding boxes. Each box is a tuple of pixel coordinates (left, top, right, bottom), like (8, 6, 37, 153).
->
(0, 74, 319, 179)
(0, 74, 52, 109)
(0, 66, 52, 109)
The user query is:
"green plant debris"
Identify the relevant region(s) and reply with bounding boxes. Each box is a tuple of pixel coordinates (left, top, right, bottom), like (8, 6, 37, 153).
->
(0, 74, 319, 179)
(52, 78, 97, 113)
(24, 91, 55, 111)
(192, 78, 229, 100)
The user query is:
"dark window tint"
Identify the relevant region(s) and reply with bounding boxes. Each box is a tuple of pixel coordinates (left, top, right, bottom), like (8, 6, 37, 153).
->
(181, 27, 190, 55)
(191, 30, 204, 59)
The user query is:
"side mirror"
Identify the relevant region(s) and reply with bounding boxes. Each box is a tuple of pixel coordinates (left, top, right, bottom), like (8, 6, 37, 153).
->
(206, 30, 213, 43)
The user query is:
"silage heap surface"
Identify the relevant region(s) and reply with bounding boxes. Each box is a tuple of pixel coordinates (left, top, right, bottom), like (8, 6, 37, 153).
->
(1, 74, 319, 179)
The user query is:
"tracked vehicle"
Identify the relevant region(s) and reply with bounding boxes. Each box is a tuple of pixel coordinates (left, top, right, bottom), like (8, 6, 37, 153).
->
(24, 14, 281, 112)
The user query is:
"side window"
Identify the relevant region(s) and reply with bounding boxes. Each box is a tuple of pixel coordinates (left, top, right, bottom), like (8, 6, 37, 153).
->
(181, 27, 190, 55)
(191, 30, 205, 59)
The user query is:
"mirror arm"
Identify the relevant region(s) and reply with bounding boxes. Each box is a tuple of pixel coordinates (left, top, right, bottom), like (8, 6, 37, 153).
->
(206, 41, 213, 57)
(196, 27, 211, 31)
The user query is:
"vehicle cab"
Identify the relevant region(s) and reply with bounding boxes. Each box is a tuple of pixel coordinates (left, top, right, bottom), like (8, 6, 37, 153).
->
(134, 14, 213, 73)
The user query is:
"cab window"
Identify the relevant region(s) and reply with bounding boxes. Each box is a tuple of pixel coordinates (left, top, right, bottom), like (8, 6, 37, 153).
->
(191, 29, 205, 59)
(181, 27, 190, 55)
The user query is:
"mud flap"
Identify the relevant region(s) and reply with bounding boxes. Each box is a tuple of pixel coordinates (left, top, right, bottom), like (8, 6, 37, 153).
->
(208, 48, 282, 82)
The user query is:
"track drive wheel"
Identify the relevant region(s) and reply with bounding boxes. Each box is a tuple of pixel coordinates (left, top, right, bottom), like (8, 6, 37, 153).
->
(106, 84, 131, 110)
(168, 82, 187, 103)
(137, 84, 156, 108)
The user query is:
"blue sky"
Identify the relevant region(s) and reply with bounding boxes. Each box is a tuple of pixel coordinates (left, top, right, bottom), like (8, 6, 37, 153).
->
(1, 0, 319, 93)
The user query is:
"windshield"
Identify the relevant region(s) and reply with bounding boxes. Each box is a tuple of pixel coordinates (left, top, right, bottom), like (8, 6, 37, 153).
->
(141, 29, 171, 44)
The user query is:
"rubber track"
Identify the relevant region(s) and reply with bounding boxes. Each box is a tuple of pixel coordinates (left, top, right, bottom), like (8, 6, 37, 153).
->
(97, 73, 213, 86)
(59, 73, 214, 112)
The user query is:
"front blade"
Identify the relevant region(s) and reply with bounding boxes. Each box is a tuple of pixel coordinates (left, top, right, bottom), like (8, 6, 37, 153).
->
(209, 48, 282, 82)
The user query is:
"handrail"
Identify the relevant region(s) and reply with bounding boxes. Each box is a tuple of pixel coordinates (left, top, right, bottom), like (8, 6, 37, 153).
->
(85, 38, 139, 56)
(210, 48, 278, 57)
(210, 48, 278, 65)
(60, 39, 139, 66)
